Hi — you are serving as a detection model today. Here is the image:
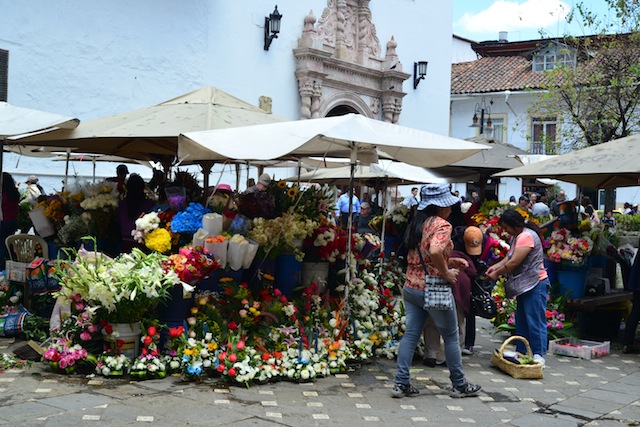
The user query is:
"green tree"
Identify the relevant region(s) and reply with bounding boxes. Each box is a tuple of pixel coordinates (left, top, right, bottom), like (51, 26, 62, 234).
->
(529, 0, 640, 210)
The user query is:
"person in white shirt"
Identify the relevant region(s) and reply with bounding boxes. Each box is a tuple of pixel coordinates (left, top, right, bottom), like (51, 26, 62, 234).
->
(336, 190, 360, 228)
(23, 175, 43, 206)
(402, 187, 419, 209)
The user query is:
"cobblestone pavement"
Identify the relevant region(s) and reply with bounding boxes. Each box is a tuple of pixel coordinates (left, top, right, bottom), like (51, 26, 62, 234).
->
(1, 319, 639, 426)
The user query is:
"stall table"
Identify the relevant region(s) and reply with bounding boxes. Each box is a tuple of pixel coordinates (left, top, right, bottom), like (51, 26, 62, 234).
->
(566, 290, 632, 340)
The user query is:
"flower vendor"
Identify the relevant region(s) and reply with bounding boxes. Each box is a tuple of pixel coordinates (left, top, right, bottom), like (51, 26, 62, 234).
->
(486, 209, 549, 367)
(116, 174, 154, 253)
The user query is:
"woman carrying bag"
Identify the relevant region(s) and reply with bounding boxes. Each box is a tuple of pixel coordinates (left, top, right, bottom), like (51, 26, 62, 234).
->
(391, 183, 481, 399)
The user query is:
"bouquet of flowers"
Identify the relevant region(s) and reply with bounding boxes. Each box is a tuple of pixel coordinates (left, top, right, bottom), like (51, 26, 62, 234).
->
(302, 219, 349, 263)
(130, 324, 166, 380)
(248, 210, 317, 260)
(164, 246, 219, 285)
(170, 170, 204, 205)
(545, 228, 594, 265)
(80, 182, 119, 240)
(216, 333, 260, 385)
(54, 245, 181, 323)
(369, 204, 409, 236)
(95, 354, 131, 377)
(43, 334, 96, 374)
(171, 203, 211, 237)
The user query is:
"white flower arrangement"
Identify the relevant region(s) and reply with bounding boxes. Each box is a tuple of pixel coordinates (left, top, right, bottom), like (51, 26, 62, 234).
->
(96, 354, 131, 376)
(132, 211, 161, 243)
(130, 354, 167, 379)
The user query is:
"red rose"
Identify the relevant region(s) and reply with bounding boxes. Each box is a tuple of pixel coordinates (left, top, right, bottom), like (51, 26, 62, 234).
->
(228, 321, 238, 331)
(104, 324, 113, 335)
(143, 336, 153, 346)
(219, 352, 226, 361)
(229, 354, 237, 363)
(147, 326, 157, 337)
(236, 341, 245, 350)
(116, 339, 124, 348)
(228, 367, 237, 377)
(217, 364, 225, 373)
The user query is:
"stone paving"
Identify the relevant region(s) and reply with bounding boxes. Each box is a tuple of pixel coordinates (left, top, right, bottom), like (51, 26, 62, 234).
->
(1, 319, 639, 426)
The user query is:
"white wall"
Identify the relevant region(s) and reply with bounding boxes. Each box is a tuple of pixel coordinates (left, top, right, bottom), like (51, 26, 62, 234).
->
(1, 0, 455, 194)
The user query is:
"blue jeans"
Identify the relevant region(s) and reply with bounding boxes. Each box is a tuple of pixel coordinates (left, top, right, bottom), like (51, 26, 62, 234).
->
(515, 278, 550, 356)
(395, 286, 466, 387)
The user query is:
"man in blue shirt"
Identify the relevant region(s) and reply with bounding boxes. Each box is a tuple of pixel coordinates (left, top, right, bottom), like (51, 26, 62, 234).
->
(402, 187, 419, 209)
(336, 190, 360, 228)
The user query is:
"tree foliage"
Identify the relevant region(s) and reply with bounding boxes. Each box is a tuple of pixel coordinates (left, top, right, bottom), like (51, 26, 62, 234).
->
(530, 0, 640, 151)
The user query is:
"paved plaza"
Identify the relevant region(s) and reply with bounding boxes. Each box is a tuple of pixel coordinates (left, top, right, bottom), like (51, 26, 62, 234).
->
(1, 319, 639, 426)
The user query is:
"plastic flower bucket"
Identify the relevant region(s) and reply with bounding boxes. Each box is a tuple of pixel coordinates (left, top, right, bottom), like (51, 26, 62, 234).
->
(556, 263, 589, 299)
(205, 239, 228, 269)
(227, 240, 248, 271)
(242, 239, 259, 269)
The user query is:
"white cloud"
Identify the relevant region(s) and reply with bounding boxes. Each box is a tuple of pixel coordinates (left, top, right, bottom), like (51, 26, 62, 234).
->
(456, 0, 570, 34)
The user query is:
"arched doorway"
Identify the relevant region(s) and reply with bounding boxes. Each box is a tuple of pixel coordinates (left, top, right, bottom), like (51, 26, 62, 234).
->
(326, 105, 358, 117)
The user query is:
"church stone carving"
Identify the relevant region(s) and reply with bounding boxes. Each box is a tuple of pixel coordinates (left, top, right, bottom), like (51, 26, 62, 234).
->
(294, 0, 409, 122)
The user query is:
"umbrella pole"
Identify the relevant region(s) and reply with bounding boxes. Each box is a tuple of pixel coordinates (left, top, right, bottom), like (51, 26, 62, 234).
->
(344, 146, 357, 321)
(378, 176, 389, 278)
(92, 158, 96, 182)
(63, 149, 70, 191)
(200, 161, 214, 204)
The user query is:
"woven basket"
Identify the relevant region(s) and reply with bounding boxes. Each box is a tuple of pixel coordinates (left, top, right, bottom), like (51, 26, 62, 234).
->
(490, 335, 544, 379)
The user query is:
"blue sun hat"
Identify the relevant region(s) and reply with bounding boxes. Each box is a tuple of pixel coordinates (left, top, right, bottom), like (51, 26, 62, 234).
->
(417, 183, 460, 210)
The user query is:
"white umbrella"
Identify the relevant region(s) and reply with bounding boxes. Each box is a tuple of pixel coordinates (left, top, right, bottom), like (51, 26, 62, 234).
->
(494, 134, 640, 188)
(0, 101, 79, 220)
(179, 114, 488, 307)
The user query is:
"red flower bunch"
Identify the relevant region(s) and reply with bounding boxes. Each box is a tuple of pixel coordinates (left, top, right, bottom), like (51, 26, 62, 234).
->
(303, 219, 350, 263)
(140, 324, 160, 357)
(164, 245, 220, 284)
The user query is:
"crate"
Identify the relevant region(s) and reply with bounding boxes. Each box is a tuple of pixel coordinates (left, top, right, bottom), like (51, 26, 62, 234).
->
(549, 337, 610, 359)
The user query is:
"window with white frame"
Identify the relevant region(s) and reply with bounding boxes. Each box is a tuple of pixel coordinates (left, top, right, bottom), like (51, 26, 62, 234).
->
(532, 44, 576, 72)
(530, 117, 558, 154)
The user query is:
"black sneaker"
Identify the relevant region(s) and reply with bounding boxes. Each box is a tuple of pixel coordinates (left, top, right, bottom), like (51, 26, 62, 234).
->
(391, 383, 420, 398)
(450, 382, 481, 398)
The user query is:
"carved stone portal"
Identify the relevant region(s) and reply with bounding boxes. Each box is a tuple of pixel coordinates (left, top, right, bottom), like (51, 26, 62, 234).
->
(294, 1, 409, 122)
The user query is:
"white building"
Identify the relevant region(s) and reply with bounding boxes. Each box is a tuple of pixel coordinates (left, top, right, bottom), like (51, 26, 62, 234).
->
(1, 0, 456, 194)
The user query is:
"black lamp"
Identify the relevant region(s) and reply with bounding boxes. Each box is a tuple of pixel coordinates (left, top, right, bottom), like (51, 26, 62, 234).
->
(469, 97, 493, 135)
(413, 61, 428, 89)
(264, 6, 283, 51)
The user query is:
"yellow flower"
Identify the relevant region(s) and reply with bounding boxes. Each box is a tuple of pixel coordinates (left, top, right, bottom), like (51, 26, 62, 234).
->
(219, 277, 234, 283)
(263, 274, 275, 281)
(287, 187, 298, 199)
(207, 342, 218, 351)
(144, 228, 172, 253)
(277, 180, 287, 188)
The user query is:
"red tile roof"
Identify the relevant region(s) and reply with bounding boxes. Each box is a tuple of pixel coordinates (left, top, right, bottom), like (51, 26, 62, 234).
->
(451, 56, 548, 94)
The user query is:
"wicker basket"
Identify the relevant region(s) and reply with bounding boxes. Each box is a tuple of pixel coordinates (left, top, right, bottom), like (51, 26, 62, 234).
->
(490, 335, 544, 379)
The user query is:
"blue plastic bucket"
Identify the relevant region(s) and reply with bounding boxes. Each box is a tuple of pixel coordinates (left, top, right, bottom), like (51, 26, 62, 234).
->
(157, 285, 194, 323)
(0, 310, 31, 337)
(275, 253, 301, 296)
(556, 264, 589, 299)
(543, 259, 559, 285)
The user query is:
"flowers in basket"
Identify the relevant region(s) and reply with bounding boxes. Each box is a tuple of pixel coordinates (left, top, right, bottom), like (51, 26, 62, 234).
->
(164, 323, 220, 380)
(545, 228, 594, 265)
(54, 244, 180, 323)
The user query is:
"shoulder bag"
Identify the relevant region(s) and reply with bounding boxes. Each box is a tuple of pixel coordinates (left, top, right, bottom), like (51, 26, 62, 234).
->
(471, 277, 497, 319)
(417, 249, 454, 311)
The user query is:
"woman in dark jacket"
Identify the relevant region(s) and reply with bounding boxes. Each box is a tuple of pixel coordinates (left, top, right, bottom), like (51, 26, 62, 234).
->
(622, 239, 640, 353)
(1, 173, 20, 269)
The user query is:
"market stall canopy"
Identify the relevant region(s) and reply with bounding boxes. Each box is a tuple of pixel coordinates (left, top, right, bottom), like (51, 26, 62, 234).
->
(0, 101, 79, 137)
(430, 135, 527, 181)
(179, 114, 489, 167)
(285, 159, 450, 186)
(494, 134, 640, 188)
(9, 86, 288, 162)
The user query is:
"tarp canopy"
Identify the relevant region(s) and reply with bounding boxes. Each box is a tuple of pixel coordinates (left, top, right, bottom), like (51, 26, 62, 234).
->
(0, 101, 79, 138)
(494, 134, 640, 188)
(431, 135, 527, 182)
(179, 114, 489, 167)
(9, 86, 288, 163)
(285, 159, 450, 186)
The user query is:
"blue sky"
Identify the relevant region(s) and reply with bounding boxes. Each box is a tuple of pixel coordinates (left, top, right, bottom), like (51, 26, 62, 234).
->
(453, 0, 612, 42)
